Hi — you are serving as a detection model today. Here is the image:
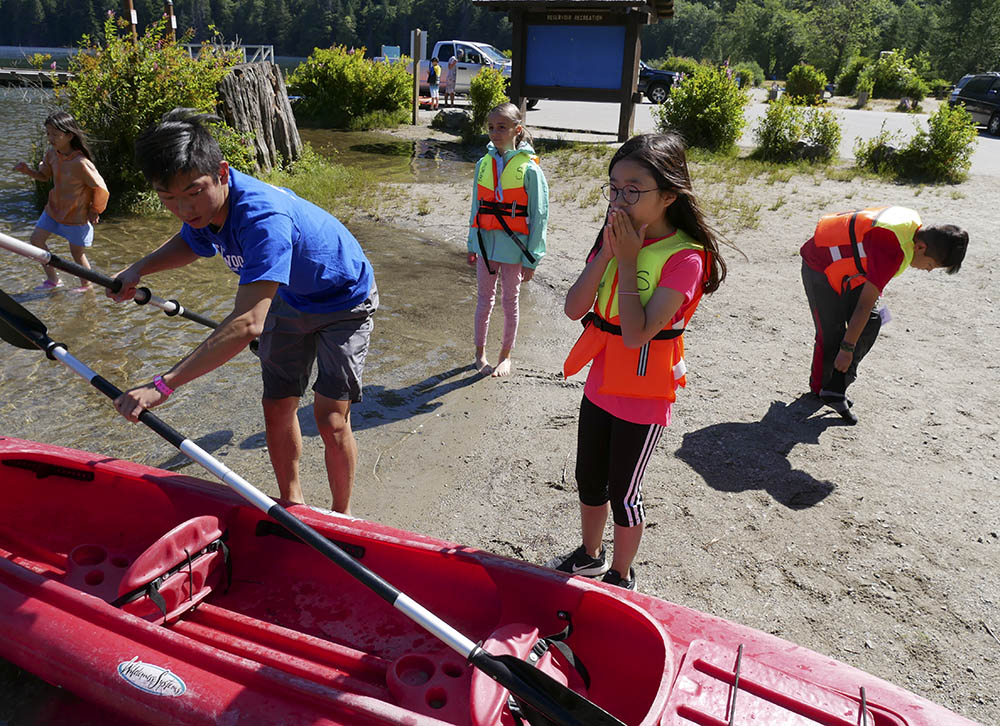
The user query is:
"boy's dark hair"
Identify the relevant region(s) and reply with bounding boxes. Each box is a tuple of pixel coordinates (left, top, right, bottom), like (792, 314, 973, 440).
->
(45, 111, 95, 162)
(918, 224, 968, 274)
(431, 56, 438, 62)
(134, 108, 224, 186)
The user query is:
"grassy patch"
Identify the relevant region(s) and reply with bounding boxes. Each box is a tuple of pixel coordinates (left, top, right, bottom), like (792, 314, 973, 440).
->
(263, 144, 379, 219)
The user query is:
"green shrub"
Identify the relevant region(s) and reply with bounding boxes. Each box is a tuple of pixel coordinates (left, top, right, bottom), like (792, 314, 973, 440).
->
(656, 55, 703, 78)
(855, 105, 976, 183)
(785, 63, 827, 105)
(56, 15, 250, 210)
(655, 65, 749, 151)
(835, 56, 870, 96)
(896, 104, 977, 183)
(753, 97, 803, 161)
(753, 97, 840, 162)
(928, 78, 952, 99)
(732, 60, 765, 88)
(288, 46, 411, 129)
(861, 50, 926, 101)
(466, 66, 509, 141)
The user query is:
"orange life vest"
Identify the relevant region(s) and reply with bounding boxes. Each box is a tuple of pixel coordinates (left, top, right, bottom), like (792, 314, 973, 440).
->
(813, 206, 920, 293)
(472, 151, 537, 273)
(563, 231, 707, 401)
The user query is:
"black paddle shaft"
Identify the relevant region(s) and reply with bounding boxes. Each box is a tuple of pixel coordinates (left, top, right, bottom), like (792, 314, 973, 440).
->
(0, 289, 625, 726)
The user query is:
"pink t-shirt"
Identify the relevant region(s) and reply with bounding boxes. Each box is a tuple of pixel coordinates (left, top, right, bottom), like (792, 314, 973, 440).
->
(583, 244, 705, 426)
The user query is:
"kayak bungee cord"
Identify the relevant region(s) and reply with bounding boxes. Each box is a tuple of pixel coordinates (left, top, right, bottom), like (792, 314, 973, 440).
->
(0, 287, 624, 726)
(0, 231, 258, 353)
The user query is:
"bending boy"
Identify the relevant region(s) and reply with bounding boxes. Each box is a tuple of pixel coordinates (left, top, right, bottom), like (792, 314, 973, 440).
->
(110, 109, 377, 514)
(801, 206, 967, 424)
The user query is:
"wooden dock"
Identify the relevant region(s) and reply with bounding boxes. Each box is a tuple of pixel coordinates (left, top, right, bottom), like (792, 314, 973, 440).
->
(0, 68, 73, 87)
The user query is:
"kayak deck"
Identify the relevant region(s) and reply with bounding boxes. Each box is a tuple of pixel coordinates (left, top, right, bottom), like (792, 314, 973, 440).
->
(0, 438, 977, 726)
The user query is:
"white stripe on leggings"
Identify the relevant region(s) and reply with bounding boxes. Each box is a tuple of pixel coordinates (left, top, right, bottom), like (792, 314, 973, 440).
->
(622, 424, 664, 527)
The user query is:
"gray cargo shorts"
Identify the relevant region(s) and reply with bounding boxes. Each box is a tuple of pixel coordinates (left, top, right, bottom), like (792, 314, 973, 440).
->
(258, 285, 378, 402)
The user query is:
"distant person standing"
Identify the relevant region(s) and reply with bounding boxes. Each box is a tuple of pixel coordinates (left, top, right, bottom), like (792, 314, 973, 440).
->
(12, 111, 109, 292)
(467, 103, 548, 378)
(427, 57, 442, 110)
(444, 56, 458, 106)
(801, 207, 968, 423)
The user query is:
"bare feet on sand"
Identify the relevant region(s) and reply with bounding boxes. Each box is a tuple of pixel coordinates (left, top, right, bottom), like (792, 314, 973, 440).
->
(491, 356, 512, 378)
(474, 351, 492, 375)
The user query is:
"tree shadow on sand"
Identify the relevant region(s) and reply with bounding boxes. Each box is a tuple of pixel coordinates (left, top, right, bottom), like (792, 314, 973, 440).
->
(238, 364, 483, 449)
(675, 394, 849, 509)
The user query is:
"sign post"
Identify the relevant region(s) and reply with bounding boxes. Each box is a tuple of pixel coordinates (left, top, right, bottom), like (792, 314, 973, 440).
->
(410, 28, 423, 125)
(164, 0, 177, 41)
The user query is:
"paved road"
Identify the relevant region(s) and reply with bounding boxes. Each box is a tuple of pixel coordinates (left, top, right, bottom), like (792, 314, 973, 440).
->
(524, 95, 1000, 177)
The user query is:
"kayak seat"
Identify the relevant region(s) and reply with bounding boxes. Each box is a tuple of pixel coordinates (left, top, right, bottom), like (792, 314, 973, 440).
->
(112, 515, 231, 626)
(387, 650, 472, 725)
(468, 621, 589, 726)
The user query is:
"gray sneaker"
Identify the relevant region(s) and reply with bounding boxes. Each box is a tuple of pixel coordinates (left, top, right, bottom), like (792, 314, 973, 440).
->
(601, 567, 636, 591)
(545, 545, 610, 578)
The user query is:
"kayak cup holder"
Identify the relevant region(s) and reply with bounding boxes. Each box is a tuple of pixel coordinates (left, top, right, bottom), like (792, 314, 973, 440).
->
(387, 652, 470, 723)
(64, 544, 130, 602)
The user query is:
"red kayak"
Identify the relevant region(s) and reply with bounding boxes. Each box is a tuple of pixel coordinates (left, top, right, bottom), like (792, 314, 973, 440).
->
(0, 437, 977, 726)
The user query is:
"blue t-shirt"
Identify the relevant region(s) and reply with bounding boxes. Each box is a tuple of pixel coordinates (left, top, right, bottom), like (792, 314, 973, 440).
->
(180, 169, 374, 313)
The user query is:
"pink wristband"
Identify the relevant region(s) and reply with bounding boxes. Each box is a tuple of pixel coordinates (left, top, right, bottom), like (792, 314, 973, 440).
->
(152, 374, 174, 397)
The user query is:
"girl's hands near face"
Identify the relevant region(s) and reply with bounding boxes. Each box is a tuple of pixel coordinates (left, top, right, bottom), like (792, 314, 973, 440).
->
(605, 208, 647, 262)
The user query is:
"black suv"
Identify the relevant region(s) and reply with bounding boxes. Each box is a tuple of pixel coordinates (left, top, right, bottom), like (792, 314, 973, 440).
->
(948, 71, 1000, 135)
(637, 61, 678, 104)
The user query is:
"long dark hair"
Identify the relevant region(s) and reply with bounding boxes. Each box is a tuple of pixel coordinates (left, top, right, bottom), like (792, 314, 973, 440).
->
(44, 111, 95, 162)
(599, 132, 728, 294)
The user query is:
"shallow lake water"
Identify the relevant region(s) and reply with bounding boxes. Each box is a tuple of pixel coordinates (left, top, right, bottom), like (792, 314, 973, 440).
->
(0, 91, 493, 724)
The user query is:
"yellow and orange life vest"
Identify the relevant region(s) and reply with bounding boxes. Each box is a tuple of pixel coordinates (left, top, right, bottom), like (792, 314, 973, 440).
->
(563, 231, 707, 401)
(813, 206, 920, 293)
(472, 151, 538, 272)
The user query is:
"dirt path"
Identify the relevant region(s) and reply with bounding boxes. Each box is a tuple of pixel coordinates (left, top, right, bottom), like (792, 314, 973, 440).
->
(345, 119, 998, 725)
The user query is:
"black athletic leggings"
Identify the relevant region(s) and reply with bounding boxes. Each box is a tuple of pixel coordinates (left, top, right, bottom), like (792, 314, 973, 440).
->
(575, 395, 664, 528)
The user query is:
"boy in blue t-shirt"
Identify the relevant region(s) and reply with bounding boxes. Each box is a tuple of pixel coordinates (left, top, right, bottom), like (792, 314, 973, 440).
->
(110, 109, 377, 514)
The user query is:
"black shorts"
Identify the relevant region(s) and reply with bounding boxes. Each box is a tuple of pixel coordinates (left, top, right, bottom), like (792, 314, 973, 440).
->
(258, 286, 378, 402)
(574, 395, 664, 527)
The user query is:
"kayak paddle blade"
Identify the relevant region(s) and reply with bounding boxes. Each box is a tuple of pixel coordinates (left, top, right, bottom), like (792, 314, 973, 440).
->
(470, 649, 625, 726)
(0, 289, 48, 350)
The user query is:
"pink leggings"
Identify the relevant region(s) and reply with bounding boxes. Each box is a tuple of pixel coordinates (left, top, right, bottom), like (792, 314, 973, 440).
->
(475, 256, 523, 350)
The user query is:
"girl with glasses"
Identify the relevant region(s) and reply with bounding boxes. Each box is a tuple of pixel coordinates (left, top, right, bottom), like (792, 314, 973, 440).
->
(549, 133, 728, 590)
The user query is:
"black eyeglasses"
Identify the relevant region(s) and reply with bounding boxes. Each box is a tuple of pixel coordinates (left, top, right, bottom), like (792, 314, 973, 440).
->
(601, 183, 660, 205)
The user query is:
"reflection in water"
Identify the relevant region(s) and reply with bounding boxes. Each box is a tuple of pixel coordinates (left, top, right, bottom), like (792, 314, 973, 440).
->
(299, 128, 477, 185)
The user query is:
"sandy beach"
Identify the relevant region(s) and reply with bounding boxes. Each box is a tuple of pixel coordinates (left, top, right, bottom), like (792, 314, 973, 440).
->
(333, 115, 997, 725)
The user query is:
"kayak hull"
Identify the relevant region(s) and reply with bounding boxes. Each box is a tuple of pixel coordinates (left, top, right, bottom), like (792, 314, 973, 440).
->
(0, 437, 977, 726)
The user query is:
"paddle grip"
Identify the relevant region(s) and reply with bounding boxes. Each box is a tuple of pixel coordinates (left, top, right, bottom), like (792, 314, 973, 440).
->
(88, 375, 187, 448)
(47, 252, 120, 291)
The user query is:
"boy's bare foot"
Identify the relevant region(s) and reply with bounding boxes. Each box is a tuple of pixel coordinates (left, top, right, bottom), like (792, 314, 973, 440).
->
(491, 357, 512, 377)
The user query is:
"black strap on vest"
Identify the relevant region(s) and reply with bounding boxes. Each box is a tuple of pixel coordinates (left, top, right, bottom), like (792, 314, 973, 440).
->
(507, 612, 592, 726)
(582, 311, 684, 341)
(475, 200, 537, 276)
(842, 207, 890, 294)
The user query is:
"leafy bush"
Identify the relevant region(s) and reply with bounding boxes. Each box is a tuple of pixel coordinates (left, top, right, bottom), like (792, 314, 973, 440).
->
(855, 105, 976, 183)
(466, 66, 509, 141)
(655, 65, 749, 151)
(656, 55, 703, 78)
(835, 56, 870, 97)
(732, 60, 764, 87)
(928, 78, 953, 99)
(859, 50, 927, 101)
(56, 15, 250, 210)
(288, 46, 411, 129)
(896, 104, 977, 183)
(785, 63, 827, 105)
(753, 97, 840, 162)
